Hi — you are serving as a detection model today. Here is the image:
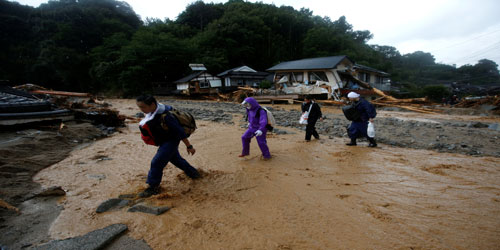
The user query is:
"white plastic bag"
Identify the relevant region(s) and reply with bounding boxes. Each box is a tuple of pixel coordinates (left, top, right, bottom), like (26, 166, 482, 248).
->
(299, 102, 313, 125)
(299, 112, 309, 124)
(367, 121, 375, 138)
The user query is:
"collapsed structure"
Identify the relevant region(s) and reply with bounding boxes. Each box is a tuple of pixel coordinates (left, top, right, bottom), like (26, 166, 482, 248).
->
(266, 55, 391, 100)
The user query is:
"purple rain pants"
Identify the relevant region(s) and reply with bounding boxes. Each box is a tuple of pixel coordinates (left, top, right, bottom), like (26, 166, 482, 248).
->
(241, 128, 271, 158)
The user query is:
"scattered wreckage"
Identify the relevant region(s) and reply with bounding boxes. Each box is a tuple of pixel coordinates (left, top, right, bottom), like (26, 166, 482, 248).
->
(0, 83, 125, 127)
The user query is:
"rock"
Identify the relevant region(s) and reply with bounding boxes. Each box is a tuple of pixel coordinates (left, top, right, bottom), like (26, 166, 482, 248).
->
(96, 199, 130, 213)
(273, 129, 288, 135)
(118, 194, 136, 199)
(128, 204, 170, 215)
(106, 127, 116, 134)
(32, 224, 128, 250)
(87, 174, 106, 180)
(35, 186, 66, 197)
(467, 122, 488, 128)
(488, 123, 500, 131)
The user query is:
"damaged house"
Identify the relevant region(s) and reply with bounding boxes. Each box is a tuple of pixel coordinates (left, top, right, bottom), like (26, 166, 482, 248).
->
(174, 64, 222, 95)
(217, 66, 269, 89)
(267, 55, 390, 100)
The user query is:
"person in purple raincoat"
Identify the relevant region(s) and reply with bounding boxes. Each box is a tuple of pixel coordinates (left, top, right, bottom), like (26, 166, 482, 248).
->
(239, 97, 271, 160)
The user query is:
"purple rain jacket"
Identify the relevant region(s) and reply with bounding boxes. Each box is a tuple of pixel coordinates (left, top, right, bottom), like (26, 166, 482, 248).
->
(244, 97, 268, 131)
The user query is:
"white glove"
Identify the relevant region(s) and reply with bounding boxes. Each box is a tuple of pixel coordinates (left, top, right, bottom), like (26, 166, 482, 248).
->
(254, 130, 263, 137)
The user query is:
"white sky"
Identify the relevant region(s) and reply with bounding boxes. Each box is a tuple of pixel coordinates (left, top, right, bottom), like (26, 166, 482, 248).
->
(12, 0, 500, 68)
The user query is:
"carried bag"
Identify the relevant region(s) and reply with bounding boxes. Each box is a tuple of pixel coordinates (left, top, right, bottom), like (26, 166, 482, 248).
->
(253, 107, 275, 131)
(161, 109, 197, 137)
(342, 102, 361, 121)
(367, 121, 375, 138)
(299, 103, 313, 125)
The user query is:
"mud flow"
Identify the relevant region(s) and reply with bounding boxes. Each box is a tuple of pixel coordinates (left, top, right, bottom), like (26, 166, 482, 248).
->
(27, 99, 500, 249)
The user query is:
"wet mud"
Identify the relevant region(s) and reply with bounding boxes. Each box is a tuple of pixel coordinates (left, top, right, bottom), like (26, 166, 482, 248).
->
(26, 99, 500, 249)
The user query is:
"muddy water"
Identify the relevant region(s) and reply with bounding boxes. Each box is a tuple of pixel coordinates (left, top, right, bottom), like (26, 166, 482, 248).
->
(34, 99, 500, 249)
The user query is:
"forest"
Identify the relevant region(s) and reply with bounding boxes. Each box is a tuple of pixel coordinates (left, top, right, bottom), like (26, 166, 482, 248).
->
(1, 0, 499, 97)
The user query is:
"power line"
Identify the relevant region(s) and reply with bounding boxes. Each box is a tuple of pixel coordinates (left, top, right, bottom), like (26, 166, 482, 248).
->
(445, 41, 500, 65)
(429, 28, 500, 53)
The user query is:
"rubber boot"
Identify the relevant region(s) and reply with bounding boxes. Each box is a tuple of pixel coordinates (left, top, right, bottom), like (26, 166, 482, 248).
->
(346, 138, 357, 146)
(368, 138, 377, 147)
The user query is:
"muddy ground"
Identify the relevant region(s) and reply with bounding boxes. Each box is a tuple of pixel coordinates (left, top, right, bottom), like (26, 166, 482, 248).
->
(160, 99, 500, 157)
(1, 98, 499, 249)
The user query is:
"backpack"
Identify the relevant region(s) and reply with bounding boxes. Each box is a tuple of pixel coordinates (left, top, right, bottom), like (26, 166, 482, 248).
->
(255, 107, 275, 131)
(161, 109, 197, 137)
(342, 102, 361, 121)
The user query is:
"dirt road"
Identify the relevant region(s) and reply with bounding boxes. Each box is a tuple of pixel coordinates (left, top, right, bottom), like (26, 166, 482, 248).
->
(29, 99, 500, 249)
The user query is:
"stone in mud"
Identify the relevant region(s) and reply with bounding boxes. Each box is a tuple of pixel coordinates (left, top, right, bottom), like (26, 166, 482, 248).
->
(273, 129, 288, 135)
(96, 199, 130, 213)
(118, 194, 136, 199)
(87, 174, 106, 180)
(467, 122, 488, 128)
(127, 204, 170, 215)
(35, 186, 66, 197)
(488, 123, 500, 131)
(32, 224, 127, 250)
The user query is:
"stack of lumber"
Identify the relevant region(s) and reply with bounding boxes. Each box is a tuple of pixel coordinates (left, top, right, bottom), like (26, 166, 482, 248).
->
(370, 90, 440, 114)
(454, 96, 500, 108)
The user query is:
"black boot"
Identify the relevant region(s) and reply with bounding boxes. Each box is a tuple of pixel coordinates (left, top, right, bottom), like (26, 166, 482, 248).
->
(346, 138, 357, 146)
(138, 185, 161, 198)
(368, 138, 377, 147)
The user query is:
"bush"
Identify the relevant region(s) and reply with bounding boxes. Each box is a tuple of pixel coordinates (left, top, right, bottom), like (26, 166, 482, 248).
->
(259, 80, 272, 89)
(421, 85, 450, 102)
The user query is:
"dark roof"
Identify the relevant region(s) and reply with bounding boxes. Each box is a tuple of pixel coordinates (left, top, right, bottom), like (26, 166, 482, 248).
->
(217, 66, 248, 77)
(267, 56, 352, 71)
(218, 66, 268, 77)
(173, 71, 204, 84)
(354, 64, 390, 76)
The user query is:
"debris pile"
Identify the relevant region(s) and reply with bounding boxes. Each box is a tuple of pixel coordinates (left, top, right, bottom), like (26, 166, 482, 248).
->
(2, 83, 126, 129)
(51, 96, 126, 128)
(371, 96, 440, 114)
(454, 96, 500, 108)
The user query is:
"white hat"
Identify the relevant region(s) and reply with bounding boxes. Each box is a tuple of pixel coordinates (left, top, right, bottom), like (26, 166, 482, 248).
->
(347, 92, 360, 98)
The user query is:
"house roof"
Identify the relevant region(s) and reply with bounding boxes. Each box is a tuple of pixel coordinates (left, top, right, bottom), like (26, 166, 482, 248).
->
(173, 71, 204, 84)
(267, 56, 353, 71)
(218, 66, 268, 78)
(218, 66, 256, 76)
(354, 64, 390, 76)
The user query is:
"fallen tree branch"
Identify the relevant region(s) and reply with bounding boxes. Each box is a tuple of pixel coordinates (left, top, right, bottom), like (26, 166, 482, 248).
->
(0, 199, 20, 214)
(31, 90, 92, 97)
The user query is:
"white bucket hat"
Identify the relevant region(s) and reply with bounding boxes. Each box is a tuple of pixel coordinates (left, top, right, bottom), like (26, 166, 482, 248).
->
(347, 92, 360, 98)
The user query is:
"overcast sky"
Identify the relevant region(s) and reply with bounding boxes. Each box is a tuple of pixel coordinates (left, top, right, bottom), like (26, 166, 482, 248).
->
(13, 0, 500, 68)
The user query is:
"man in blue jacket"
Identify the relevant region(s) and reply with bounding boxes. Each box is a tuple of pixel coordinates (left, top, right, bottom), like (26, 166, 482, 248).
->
(346, 92, 377, 147)
(136, 95, 200, 197)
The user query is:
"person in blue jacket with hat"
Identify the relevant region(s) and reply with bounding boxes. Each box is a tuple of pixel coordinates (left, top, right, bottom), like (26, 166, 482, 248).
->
(346, 92, 377, 147)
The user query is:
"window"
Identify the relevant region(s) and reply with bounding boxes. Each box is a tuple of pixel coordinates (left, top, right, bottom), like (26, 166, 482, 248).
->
(200, 81, 210, 88)
(358, 72, 368, 82)
(290, 72, 303, 82)
(237, 79, 245, 86)
(309, 71, 328, 83)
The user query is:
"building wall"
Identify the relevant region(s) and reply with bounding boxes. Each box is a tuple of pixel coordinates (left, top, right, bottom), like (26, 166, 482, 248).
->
(177, 83, 189, 90)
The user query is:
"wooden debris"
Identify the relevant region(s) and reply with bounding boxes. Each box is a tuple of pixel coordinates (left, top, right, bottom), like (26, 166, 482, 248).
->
(0, 198, 20, 214)
(371, 87, 398, 101)
(31, 90, 92, 97)
(454, 96, 500, 108)
(315, 100, 345, 106)
(372, 101, 440, 114)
